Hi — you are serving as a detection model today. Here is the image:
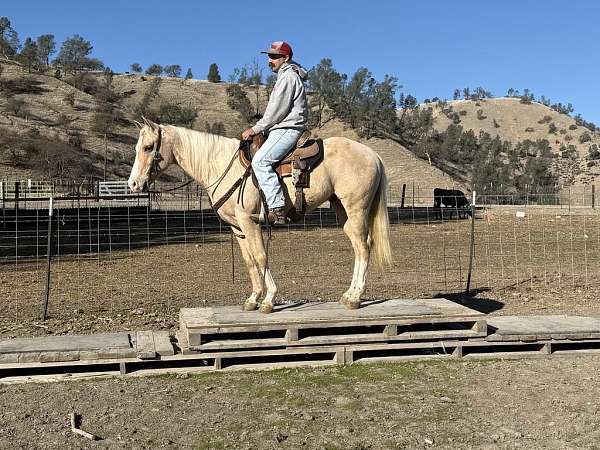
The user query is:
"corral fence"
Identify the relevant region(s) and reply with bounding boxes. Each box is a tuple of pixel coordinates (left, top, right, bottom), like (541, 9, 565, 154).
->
(1, 181, 600, 336)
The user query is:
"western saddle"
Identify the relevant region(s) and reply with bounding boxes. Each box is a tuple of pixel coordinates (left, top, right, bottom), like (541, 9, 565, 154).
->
(239, 130, 324, 218)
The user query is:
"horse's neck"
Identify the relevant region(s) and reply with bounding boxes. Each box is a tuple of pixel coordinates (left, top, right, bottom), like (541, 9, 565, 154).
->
(170, 127, 242, 189)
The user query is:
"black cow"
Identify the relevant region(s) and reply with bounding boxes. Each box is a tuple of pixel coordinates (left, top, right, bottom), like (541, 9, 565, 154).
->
(433, 188, 472, 219)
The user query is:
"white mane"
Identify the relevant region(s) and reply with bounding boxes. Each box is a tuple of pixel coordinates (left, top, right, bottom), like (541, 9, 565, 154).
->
(171, 126, 239, 183)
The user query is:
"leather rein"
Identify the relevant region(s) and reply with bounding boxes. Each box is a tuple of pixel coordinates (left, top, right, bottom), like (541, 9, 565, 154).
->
(147, 127, 251, 211)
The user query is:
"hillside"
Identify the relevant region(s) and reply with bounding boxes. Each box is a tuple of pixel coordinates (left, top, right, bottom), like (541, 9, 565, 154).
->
(0, 63, 461, 199)
(422, 98, 600, 186)
(1, 63, 599, 200)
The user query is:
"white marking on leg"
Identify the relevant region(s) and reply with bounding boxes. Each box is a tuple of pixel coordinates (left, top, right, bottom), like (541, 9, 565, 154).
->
(353, 259, 369, 297)
(343, 259, 360, 298)
(262, 267, 277, 305)
(247, 292, 260, 303)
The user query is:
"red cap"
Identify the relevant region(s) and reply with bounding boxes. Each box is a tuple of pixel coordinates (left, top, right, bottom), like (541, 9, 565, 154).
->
(261, 41, 293, 58)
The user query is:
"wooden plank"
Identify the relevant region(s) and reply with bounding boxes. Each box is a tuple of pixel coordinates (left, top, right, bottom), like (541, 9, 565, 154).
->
(184, 317, 487, 352)
(6, 338, 600, 383)
(183, 315, 486, 336)
(180, 298, 484, 331)
(135, 331, 156, 360)
(152, 331, 175, 356)
(488, 316, 600, 341)
(0, 332, 132, 354)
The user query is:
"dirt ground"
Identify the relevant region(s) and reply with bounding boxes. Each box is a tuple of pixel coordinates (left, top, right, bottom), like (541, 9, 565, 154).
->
(2, 216, 600, 448)
(1, 357, 600, 449)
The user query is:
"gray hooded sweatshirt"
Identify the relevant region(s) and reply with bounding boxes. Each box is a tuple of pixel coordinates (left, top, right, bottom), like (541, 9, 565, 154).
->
(251, 61, 308, 134)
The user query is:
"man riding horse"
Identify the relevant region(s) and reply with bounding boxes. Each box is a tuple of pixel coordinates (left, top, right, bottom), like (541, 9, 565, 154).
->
(241, 41, 309, 225)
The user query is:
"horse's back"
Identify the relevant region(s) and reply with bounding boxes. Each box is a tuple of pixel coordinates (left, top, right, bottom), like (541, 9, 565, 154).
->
(321, 137, 382, 177)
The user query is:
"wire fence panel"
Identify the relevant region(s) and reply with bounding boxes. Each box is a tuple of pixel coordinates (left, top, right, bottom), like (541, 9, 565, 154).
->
(2, 187, 600, 337)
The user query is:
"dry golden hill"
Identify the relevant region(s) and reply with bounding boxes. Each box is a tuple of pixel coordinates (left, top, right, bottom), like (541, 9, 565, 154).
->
(0, 64, 464, 200)
(423, 97, 600, 187)
(2, 63, 598, 199)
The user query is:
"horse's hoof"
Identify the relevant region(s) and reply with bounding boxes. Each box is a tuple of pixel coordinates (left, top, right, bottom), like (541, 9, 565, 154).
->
(344, 300, 361, 310)
(259, 302, 274, 314)
(242, 301, 258, 311)
(339, 295, 350, 306)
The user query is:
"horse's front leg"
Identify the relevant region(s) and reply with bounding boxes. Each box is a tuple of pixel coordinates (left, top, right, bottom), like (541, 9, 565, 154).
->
(243, 224, 277, 314)
(234, 231, 263, 311)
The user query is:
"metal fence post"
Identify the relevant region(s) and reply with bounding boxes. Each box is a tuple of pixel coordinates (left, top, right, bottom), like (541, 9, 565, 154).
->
(466, 191, 476, 294)
(42, 198, 54, 320)
(401, 183, 406, 208)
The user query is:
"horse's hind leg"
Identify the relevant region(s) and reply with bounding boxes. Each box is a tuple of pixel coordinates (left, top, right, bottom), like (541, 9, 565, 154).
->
(330, 195, 347, 227)
(340, 208, 370, 309)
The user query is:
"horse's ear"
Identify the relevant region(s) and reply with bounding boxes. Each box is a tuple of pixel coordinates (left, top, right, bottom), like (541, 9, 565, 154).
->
(133, 120, 143, 129)
(142, 116, 159, 131)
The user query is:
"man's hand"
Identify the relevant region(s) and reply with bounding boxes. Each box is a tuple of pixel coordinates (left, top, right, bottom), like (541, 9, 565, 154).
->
(241, 128, 255, 141)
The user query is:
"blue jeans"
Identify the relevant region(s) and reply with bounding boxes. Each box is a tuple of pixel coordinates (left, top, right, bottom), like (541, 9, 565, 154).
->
(252, 128, 303, 209)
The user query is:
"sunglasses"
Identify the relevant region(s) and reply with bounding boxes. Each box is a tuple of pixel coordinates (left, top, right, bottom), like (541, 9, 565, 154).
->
(268, 54, 284, 60)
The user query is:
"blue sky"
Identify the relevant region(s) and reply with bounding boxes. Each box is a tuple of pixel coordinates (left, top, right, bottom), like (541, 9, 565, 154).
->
(5, 0, 600, 124)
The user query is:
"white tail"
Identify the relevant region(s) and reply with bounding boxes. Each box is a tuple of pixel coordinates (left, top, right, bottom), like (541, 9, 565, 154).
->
(368, 166, 392, 269)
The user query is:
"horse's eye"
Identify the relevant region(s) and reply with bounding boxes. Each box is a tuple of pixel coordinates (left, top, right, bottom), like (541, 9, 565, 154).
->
(144, 144, 153, 152)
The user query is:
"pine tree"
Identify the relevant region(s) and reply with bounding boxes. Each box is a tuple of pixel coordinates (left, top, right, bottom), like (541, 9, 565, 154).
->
(20, 38, 39, 73)
(36, 34, 55, 67)
(145, 64, 163, 76)
(207, 63, 221, 82)
(185, 68, 193, 80)
(164, 64, 181, 78)
(55, 35, 95, 73)
(0, 17, 19, 59)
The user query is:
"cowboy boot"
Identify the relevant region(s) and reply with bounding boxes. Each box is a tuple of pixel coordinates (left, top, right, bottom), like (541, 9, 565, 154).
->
(250, 207, 288, 225)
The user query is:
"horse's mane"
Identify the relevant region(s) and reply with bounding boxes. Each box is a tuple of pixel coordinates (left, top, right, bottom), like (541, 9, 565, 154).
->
(171, 126, 239, 182)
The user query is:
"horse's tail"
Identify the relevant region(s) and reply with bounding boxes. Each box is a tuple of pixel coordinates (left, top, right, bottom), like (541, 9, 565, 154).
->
(369, 160, 392, 269)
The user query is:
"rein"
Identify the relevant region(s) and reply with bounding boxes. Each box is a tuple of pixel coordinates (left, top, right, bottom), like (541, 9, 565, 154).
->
(209, 142, 253, 211)
(146, 130, 253, 234)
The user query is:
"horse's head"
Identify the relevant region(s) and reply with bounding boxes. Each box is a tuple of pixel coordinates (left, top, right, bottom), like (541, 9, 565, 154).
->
(128, 117, 173, 192)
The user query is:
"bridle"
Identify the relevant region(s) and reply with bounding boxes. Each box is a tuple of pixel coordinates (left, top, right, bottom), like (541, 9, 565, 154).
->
(148, 125, 163, 180)
(141, 128, 255, 233)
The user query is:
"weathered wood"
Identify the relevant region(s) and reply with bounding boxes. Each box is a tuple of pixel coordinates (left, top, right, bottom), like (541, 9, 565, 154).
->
(286, 328, 299, 342)
(180, 298, 483, 331)
(180, 299, 487, 353)
(383, 324, 397, 337)
(0, 332, 136, 365)
(135, 331, 156, 360)
(153, 331, 175, 356)
(185, 320, 485, 352)
(0, 333, 132, 354)
(487, 316, 600, 342)
(5, 338, 600, 383)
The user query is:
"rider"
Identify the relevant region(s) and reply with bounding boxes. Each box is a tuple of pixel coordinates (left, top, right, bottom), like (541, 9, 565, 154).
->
(241, 41, 309, 225)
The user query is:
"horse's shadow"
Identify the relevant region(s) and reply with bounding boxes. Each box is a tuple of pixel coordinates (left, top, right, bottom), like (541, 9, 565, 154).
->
(434, 288, 504, 314)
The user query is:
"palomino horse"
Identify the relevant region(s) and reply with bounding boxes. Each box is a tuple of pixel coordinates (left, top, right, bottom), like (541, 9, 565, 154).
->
(128, 118, 392, 313)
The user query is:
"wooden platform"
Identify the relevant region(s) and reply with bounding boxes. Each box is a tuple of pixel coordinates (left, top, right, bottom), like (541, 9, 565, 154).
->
(6, 306, 600, 382)
(0, 331, 174, 364)
(179, 299, 488, 351)
(487, 316, 600, 341)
